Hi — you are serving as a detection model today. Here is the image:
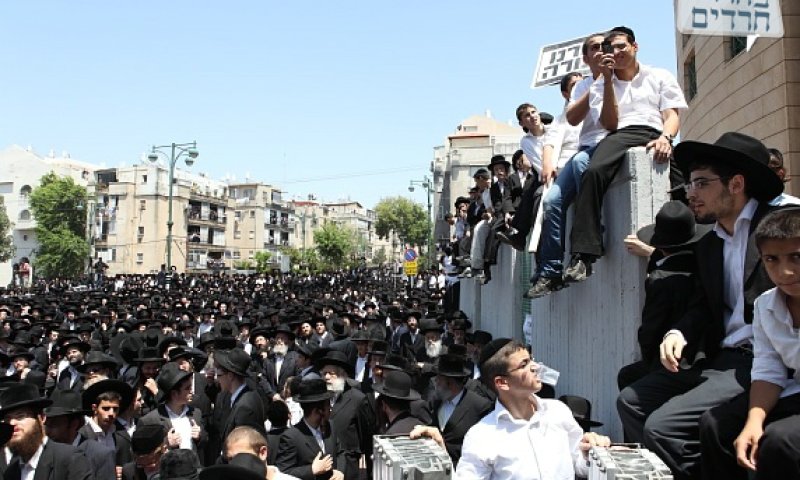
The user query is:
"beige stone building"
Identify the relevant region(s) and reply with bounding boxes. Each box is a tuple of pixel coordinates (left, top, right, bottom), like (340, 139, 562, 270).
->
(675, 0, 799, 188)
(90, 164, 234, 275)
(227, 182, 292, 270)
(431, 112, 521, 244)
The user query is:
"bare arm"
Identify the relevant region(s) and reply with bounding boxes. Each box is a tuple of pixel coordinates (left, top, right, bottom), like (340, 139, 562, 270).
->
(734, 380, 782, 471)
(566, 90, 590, 126)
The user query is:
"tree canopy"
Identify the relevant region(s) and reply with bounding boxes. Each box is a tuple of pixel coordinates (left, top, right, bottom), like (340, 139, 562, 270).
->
(28, 172, 89, 278)
(313, 221, 357, 268)
(374, 196, 429, 248)
(0, 198, 14, 263)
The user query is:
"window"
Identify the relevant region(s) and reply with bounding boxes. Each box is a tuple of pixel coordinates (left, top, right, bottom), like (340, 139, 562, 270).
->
(138, 226, 144, 235)
(683, 52, 698, 102)
(142, 175, 147, 184)
(18, 210, 31, 221)
(19, 185, 32, 197)
(234, 211, 241, 221)
(233, 250, 241, 260)
(22, 234, 28, 241)
(136, 253, 144, 263)
(234, 230, 242, 239)
(726, 36, 747, 60)
(249, 210, 255, 218)
(248, 251, 254, 259)
(248, 230, 255, 240)
(140, 200, 146, 210)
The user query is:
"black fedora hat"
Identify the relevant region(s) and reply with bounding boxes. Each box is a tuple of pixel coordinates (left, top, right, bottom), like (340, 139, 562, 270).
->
(419, 318, 442, 335)
(293, 378, 335, 404)
(110, 333, 143, 364)
(315, 350, 354, 378)
(160, 448, 201, 480)
(76, 350, 119, 374)
(82, 379, 134, 411)
(273, 324, 296, 341)
(487, 154, 511, 171)
(44, 389, 91, 417)
(674, 132, 783, 202)
(637, 200, 712, 250)
(368, 340, 388, 356)
(6, 346, 34, 362)
(373, 370, 420, 401)
(559, 395, 603, 431)
(200, 453, 264, 480)
(433, 354, 471, 378)
(156, 362, 193, 394)
(0, 383, 52, 416)
(213, 348, 250, 377)
(59, 338, 91, 356)
(135, 347, 165, 364)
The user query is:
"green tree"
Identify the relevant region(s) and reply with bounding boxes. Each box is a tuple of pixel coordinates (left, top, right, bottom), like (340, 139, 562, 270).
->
(314, 221, 356, 268)
(280, 246, 320, 273)
(28, 172, 89, 278)
(372, 247, 387, 267)
(374, 197, 430, 249)
(254, 251, 273, 273)
(0, 197, 14, 262)
(233, 260, 254, 270)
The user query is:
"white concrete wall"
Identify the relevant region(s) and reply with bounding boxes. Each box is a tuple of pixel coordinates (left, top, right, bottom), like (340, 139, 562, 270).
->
(458, 246, 522, 336)
(530, 147, 670, 441)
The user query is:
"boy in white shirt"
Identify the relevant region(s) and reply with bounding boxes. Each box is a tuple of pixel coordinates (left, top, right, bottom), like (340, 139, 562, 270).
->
(700, 207, 800, 480)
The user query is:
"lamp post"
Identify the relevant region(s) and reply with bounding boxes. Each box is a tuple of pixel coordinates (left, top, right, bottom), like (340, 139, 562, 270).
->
(408, 175, 434, 267)
(148, 141, 199, 272)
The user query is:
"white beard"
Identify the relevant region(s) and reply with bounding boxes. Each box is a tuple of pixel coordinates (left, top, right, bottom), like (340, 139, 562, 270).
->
(273, 344, 289, 356)
(425, 340, 442, 359)
(327, 377, 346, 394)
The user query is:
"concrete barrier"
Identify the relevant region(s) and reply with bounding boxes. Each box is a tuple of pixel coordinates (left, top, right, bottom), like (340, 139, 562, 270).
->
(459, 147, 670, 441)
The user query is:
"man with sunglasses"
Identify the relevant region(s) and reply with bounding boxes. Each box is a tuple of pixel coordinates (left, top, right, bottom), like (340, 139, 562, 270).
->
(454, 339, 609, 479)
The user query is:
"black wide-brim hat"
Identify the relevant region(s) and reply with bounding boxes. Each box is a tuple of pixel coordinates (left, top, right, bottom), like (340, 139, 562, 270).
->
(200, 455, 263, 480)
(76, 351, 119, 374)
(0, 384, 53, 417)
(44, 389, 91, 417)
(637, 200, 712, 249)
(373, 370, 420, 401)
(559, 395, 603, 429)
(674, 132, 783, 202)
(213, 348, 251, 377)
(59, 339, 91, 357)
(135, 347, 166, 364)
(314, 350, 354, 378)
(433, 353, 471, 377)
(82, 379, 134, 411)
(293, 378, 335, 404)
(273, 324, 296, 341)
(487, 154, 511, 171)
(156, 362, 193, 394)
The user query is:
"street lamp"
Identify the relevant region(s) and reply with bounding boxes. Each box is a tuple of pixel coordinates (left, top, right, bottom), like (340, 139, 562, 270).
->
(408, 176, 434, 267)
(148, 141, 199, 272)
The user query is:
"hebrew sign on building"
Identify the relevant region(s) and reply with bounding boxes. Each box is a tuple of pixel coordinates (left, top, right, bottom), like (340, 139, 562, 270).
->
(676, 0, 784, 37)
(530, 34, 591, 89)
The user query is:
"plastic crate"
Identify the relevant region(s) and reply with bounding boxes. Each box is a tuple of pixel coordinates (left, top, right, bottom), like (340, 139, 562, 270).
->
(588, 444, 674, 479)
(373, 435, 454, 480)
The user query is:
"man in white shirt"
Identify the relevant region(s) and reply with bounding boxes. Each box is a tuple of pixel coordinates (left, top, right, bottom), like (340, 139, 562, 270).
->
(565, 26, 687, 282)
(618, 132, 783, 478)
(454, 339, 609, 479)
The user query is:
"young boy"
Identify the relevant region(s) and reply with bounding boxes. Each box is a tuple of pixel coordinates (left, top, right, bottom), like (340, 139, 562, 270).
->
(699, 207, 800, 479)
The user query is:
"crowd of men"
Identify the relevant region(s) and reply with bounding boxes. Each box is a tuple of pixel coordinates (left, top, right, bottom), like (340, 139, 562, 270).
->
(2, 25, 800, 480)
(439, 25, 800, 480)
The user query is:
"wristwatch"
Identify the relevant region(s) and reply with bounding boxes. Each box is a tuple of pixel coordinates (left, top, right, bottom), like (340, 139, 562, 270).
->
(661, 133, 675, 145)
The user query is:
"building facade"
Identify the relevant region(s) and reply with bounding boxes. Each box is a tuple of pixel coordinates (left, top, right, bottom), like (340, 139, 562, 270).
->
(0, 145, 95, 286)
(431, 113, 521, 244)
(227, 182, 293, 271)
(675, 0, 798, 188)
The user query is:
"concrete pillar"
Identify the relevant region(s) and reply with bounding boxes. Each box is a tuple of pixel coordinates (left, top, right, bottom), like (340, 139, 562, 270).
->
(530, 147, 670, 441)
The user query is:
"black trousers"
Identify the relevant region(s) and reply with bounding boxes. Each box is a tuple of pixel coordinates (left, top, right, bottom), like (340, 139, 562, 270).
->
(617, 349, 752, 480)
(700, 390, 800, 480)
(570, 126, 683, 257)
(509, 179, 544, 236)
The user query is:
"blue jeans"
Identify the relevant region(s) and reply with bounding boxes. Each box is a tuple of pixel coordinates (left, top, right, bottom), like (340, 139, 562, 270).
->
(536, 146, 595, 278)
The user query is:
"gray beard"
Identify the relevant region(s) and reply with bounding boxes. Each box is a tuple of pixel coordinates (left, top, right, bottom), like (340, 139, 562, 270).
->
(425, 341, 442, 359)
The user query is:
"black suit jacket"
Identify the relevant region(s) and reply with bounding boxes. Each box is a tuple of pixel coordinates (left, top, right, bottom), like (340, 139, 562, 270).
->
(221, 384, 267, 442)
(466, 199, 485, 228)
(275, 421, 345, 480)
(329, 383, 374, 480)
(508, 171, 536, 211)
(263, 352, 299, 395)
(141, 403, 207, 456)
(4, 440, 93, 480)
(489, 181, 514, 215)
(398, 330, 425, 362)
(74, 436, 116, 480)
(77, 422, 133, 468)
(430, 388, 493, 466)
(674, 202, 777, 365)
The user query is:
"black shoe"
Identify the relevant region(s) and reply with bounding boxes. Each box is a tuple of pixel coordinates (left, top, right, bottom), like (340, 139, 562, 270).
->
(524, 276, 567, 299)
(496, 231, 526, 251)
(563, 254, 595, 283)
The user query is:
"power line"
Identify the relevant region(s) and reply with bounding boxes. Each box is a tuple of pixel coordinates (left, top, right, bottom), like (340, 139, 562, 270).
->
(280, 166, 423, 185)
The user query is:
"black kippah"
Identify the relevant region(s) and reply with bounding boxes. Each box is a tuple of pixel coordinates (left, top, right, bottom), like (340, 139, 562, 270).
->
(479, 338, 513, 369)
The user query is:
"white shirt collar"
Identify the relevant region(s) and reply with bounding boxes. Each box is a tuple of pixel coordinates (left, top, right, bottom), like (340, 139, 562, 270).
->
(25, 437, 47, 469)
(230, 383, 247, 406)
(713, 198, 758, 240)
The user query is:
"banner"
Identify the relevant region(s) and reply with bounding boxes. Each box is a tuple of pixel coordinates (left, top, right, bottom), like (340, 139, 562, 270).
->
(530, 34, 592, 89)
(676, 0, 784, 38)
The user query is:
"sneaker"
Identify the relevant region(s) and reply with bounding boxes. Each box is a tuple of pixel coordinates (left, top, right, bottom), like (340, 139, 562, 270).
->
(458, 267, 472, 278)
(496, 231, 526, 251)
(524, 276, 566, 299)
(474, 269, 485, 281)
(563, 255, 594, 283)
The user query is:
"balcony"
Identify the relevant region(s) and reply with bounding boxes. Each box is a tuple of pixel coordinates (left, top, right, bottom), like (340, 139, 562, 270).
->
(189, 188, 228, 205)
(187, 210, 227, 227)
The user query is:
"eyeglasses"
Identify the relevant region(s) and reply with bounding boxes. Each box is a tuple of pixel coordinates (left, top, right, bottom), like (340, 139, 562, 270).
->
(504, 356, 539, 375)
(681, 176, 728, 192)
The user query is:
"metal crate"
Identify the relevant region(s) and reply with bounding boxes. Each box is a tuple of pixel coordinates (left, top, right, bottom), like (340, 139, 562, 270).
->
(373, 435, 453, 480)
(588, 444, 674, 480)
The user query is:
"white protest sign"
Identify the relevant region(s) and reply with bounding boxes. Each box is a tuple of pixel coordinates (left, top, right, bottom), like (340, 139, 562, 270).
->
(530, 34, 591, 89)
(676, 0, 784, 38)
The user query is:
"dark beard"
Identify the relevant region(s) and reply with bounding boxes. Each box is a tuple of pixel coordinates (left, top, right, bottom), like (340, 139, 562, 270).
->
(8, 419, 44, 462)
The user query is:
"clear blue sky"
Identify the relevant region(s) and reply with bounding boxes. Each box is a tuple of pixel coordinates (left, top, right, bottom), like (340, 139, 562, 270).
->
(0, 1, 678, 209)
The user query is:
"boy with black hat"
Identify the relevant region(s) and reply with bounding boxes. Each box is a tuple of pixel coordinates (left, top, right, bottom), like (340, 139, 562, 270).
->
(618, 132, 784, 478)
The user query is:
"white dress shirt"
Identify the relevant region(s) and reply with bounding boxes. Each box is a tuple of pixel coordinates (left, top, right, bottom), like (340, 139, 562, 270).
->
(166, 405, 193, 450)
(303, 420, 325, 453)
(456, 395, 587, 480)
(570, 76, 607, 149)
(752, 288, 800, 398)
(21, 437, 47, 480)
(520, 132, 545, 175)
(714, 198, 758, 347)
(437, 389, 465, 428)
(275, 355, 285, 383)
(355, 356, 368, 382)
